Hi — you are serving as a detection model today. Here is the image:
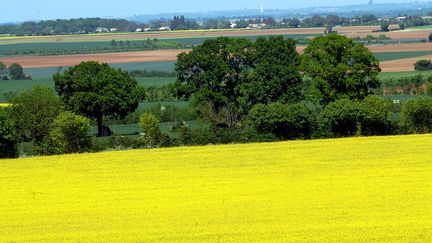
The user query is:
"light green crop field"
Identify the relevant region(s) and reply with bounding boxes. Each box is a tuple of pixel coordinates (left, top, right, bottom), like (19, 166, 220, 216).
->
(1, 134, 431, 241)
(374, 51, 432, 61)
(379, 70, 432, 80)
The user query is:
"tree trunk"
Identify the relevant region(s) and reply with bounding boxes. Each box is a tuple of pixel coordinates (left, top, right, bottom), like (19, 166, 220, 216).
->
(97, 115, 104, 137)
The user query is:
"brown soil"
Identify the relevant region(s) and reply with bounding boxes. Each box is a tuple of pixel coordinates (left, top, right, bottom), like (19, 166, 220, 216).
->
(380, 55, 432, 72)
(0, 49, 190, 68)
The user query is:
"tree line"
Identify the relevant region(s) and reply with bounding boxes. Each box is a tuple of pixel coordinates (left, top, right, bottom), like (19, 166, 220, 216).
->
(1, 34, 432, 158)
(0, 18, 139, 36)
(2, 13, 432, 36)
(0, 62, 32, 80)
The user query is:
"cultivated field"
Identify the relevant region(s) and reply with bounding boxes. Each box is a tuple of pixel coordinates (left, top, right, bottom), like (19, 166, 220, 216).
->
(0, 135, 431, 241)
(3, 42, 432, 70)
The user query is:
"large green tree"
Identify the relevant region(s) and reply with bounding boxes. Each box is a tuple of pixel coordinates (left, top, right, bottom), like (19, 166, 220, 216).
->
(8, 63, 25, 80)
(175, 36, 303, 115)
(8, 85, 62, 144)
(301, 33, 381, 105)
(54, 61, 144, 137)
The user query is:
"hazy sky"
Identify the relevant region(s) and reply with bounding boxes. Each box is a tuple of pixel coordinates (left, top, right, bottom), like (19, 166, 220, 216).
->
(1, 0, 415, 23)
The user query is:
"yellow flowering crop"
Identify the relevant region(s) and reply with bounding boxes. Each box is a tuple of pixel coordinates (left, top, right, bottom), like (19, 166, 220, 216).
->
(0, 135, 431, 241)
(0, 103, 9, 108)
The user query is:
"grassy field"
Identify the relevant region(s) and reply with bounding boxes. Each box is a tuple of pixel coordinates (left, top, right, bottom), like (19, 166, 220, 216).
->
(0, 76, 177, 102)
(0, 34, 315, 56)
(401, 25, 432, 31)
(1, 134, 431, 241)
(378, 70, 432, 80)
(374, 51, 432, 61)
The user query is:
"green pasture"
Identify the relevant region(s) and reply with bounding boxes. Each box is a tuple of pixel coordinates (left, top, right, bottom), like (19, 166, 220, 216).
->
(378, 70, 432, 80)
(0, 34, 316, 56)
(374, 51, 432, 61)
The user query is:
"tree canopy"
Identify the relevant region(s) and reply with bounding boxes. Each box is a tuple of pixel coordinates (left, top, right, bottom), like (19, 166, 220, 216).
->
(174, 36, 303, 115)
(54, 61, 144, 137)
(301, 33, 381, 105)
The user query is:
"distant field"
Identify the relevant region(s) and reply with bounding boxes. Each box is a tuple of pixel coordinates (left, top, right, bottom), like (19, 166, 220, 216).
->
(375, 51, 432, 61)
(0, 28, 325, 45)
(379, 70, 432, 80)
(0, 34, 317, 57)
(400, 25, 432, 31)
(0, 76, 177, 102)
(1, 135, 431, 241)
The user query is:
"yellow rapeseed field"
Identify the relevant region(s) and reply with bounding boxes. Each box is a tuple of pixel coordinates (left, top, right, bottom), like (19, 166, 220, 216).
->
(1, 135, 431, 241)
(0, 103, 9, 108)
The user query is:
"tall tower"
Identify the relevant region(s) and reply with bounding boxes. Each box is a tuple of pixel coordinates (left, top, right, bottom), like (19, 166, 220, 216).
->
(261, 4, 264, 15)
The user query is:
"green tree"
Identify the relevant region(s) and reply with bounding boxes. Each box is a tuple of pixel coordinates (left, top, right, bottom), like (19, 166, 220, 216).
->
(139, 112, 161, 147)
(380, 21, 390, 32)
(0, 109, 19, 158)
(8, 86, 62, 144)
(360, 96, 393, 136)
(414, 59, 432, 71)
(43, 111, 91, 155)
(402, 97, 432, 133)
(175, 36, 303, 115)
(54, 61, 144, 137)
(301, 33, 381, 105)
(8, 63, 25, 80)
(320, 99, 364, 137)
(247, 102, 317, 139)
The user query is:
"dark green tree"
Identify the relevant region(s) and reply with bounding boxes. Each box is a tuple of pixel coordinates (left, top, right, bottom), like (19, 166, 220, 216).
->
(238, 36, 303, 110)
(380, 21, 390, 32)
(301, 33, 381, 105)
(402, 97, 432, 133)
(175, 36, 303, 116)
(54, 61, 144, 137)
(8, 63, 25, 80)
(247, 102, 317, 139)
(360, 96, 393, 136)
(0, 109, 19, 158)
(320, 99, 364, 137)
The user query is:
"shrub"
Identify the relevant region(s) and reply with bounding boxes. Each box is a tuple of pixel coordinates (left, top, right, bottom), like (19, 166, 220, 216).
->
(320, 99, 364, 137)
(139, 112, 161, 147)
(247, 103, 317, 140)
(401, 97, 432, 133)
(360, 96, 393, 136)
(45, 112, 91, 155)
(0, 110, 18, 158)
(414, 60, 432, 71)
(8, 86, 62, 144)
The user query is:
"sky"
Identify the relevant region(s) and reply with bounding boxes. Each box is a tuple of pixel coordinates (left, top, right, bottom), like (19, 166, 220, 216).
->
(1, 0, 416, 23)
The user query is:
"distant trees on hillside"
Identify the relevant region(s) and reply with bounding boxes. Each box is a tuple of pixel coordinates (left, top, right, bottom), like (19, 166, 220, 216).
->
(0, 18, 138, 36)
(0, 62, 31, 80)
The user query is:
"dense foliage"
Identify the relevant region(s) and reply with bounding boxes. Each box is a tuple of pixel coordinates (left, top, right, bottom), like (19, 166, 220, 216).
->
(8, 86, 62, 144)
(0, 109, 18, 158)
(54, 61, 144, 137)
(301, 34, 381, 105)
(175, 36, 303, 114)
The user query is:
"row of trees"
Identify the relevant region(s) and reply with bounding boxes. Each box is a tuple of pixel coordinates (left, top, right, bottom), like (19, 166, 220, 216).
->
(0, 18, 139, 36)
(0, 62, 31, 80)
(2, 34, 432, 158)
